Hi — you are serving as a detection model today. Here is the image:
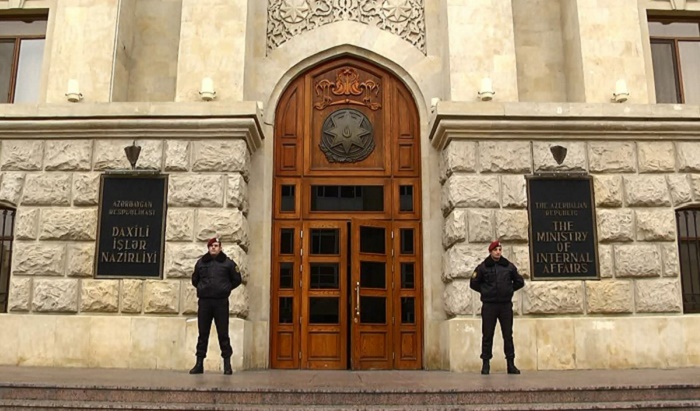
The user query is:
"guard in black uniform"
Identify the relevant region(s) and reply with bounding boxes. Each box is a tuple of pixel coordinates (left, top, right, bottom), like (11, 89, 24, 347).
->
(470, 240, 525, 375)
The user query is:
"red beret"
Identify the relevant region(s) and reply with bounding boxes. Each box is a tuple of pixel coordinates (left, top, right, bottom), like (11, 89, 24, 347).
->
(207, 237, 220, 247)
(488, 240, 501, 252)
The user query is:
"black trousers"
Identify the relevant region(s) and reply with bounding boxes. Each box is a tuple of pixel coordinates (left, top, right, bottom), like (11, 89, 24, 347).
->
(480, 302, 515, 360)
(195, 298, 232, 359)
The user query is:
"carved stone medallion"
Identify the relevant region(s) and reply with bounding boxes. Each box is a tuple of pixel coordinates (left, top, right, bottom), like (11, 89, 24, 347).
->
(320, 109, 375, 163)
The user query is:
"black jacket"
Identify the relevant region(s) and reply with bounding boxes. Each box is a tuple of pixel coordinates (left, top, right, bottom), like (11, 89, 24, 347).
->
(469, 256, 524, 303)
(192, 251, 242, 299)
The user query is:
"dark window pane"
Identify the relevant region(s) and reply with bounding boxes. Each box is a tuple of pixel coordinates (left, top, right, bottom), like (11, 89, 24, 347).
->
(651, 41, 681, 103)
(649, 21, 700, 37)
(280, 228, 294, 254)
(279, 297, 293, 323)
(360, 261, 386, 288)
(399, 185, 414, 212)
(280, 185, 295, 212)
(309, 297, 338, 323)
(311, 229, 338, 254)
(310, 263, 339, 289)
(400, 229, 414, 254)
(0, 41, 14, 104)
(360, 296, 386, 323)
(360, 226, 385, 254)
(401, 297, 415, 324)
(279, 262, 294, 289)
(679, 41, 700, 105)
(310, 185, 383, 211)
(401, 263, 415, 289)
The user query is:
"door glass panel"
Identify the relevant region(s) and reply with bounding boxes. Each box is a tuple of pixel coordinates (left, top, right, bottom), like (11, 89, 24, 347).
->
(360, 296, 386, 323)
(401, 263, 415, 289)
(399, 185, 414, 212)
(400, 228, 414, 254)
(311, 185, 384, 211)
(281, 185, 295, 212)
(279, 262, 294, 289)
(360, 226, 385, 254)
(360, 261, 386, 288)
(280, 228, 294, 254)
(401, 297, 415, 324)
(309, 297, 339, 323)
(311, 229, 339, 254)
(279, 297, 293, 323)
(310, 263, 339, 289)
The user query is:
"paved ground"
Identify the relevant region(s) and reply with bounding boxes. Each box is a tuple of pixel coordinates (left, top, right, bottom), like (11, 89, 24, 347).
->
(1, 366, 699, 392)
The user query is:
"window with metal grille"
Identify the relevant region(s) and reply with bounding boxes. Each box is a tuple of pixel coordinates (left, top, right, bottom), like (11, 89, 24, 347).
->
(676, 208, 700, 313)
(0, 207, 16, 313)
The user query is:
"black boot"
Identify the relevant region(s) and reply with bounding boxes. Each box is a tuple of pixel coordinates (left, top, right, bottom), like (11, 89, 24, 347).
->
(480, 359, 490, 375)
(223, 357, 232, 375)
(507, 359, 521, 375)
(189, 357, 204, 374)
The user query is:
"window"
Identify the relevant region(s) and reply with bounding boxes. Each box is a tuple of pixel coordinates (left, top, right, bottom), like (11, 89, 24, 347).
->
(676, 208, 700, 314)
(0, 207, 15, 313)
(648, 19, 700, 104)
(0, 16, 46, 103)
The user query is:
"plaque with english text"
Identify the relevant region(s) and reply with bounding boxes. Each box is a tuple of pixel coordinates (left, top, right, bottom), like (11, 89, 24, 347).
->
(527, 177, 599, 280)
(95, 175, 168, 278)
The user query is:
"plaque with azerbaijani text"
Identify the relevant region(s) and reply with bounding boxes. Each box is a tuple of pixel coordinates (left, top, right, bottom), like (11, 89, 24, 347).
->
(95, 175, 168, 278)
(527, 177, 599, 280)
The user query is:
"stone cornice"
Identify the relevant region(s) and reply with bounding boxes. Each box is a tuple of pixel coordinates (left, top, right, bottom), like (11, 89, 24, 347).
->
(429, 102, 700, 151)
(0, 102, 265, 153)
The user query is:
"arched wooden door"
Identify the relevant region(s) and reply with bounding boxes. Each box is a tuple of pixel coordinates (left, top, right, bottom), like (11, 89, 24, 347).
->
(270, 57, 422, 370)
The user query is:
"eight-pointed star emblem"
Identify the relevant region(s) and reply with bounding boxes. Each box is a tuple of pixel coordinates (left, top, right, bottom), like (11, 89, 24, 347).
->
(326, 111, 371, 154)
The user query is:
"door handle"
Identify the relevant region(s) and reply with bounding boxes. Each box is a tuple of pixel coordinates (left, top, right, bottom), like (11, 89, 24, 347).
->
(355, 281, 360, 317)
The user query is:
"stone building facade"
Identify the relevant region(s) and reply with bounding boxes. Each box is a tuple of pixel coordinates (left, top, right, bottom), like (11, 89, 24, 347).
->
(0, 0, 699, 372)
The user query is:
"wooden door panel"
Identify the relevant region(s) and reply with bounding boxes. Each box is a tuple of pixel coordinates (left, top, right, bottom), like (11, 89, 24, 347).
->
(392, 221, 422, 369)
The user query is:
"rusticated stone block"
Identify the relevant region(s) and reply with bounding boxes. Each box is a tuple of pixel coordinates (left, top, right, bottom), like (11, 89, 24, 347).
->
(667, 175, 692, 206)
(509, 245, 530, 279)
(8, 277, 31, 312)
(12, 242, 65, 276)
(624, 175, 671, 206)
(143, 280, 180, 314)
(73, 173, 100, 206)
(22, 174, 72, 206)
(132, 140, 163, 170)
(81, 280, 119, 312)
(442, 243, 485, 282)
(677, 142, 700, 172)
(615, 244, 662, 277)
(168, 175, 223, 207)
(39, 208, 97, 241)
(638, 142, 675, 173)
(598, 245, 613, 278)
(66, 243, 95, 277)
(166, 209, 194, 241)
(635, 209, 675, 241)
(588, 142, 636, 173)
(443, 209, 466, 249)
(660, 243, 680, 278)
(441, 175, 500, 214)
(502, 175, 527, 208)
(533, 142, 587, 172)
(164, 140, 190, 171)
(15, 208, 38, 240)
(229, 284, 249, 318)
(195, 209, 249, 250)
(522, 281, 584, 314)
(690, 175, 700, 201)
(164, 242, 204, 279)
(193, 140, 249, 176)
(44, 140, 92, 171)
(93, 140, 132, 170)
(467, 210, 494, 243)
(496, 210, 528, 242)
(443, 280, 473, 317)
(635, 279, 682, 313)
(1, 141, 43, 170)
(226, 244, 249, 283)
(596, 209, 634, 242)
(182, 285, 197, 315)
(479, 141, 531, 173)
(439, 141, 476, 182)
(0, 172, 25, 206)
(227, 174, 249, 214)
(32, 279, 78, 313)
(586, 281, 633, 313)
(593, 175, 622, 207)
(121, 279, 144, 313)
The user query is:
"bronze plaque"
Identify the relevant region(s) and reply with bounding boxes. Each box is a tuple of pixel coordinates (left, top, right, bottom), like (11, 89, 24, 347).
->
(528, 177, 599, 280)
(95, 175, 168, 278)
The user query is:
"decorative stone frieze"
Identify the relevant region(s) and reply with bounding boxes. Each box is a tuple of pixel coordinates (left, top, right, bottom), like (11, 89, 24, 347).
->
(667, 175, 692, 206)
(441, 175, 500, 214)
(637, 142, 675, 173)
(168, 175, 223, 207)
(15, 208, 38, 240)
(635, 279, 682, 313)
(192, 140, 249, 176)
(164, 242, 205, 279)
(133, 140, 163, 170)
(1, 140, 43, 170)
(22, 174, 72, 206)
(72, 173, 100, 206)
(226, 244, 249, 283)
(44, 140, 92, 171)
(598, 245, 613, 278)
(596, 209, 634, 242)
(227, 174, 249, 214)
(439, 141, 476, 183)
(509, 245, 530, 279)
(143, 280, 180, 314)
(593, 175, 622, 207)
(8, 277, 31, 312)
(533, 142, 587, 172)
(81, 280, 119, 312)
(229, 284, 249, 318)
(442, 243, 485, 282)
(39, 208, 97, 241)
(586, 280, 633, 314)
(443, 209, 466, 249)
(522, 281, 584, 314)
(166, 209, 194, 242)
(121, 279, 144, 313)
(660, 243, 680, 278)
(0, 172, 25, 205)
(614, 244, 662, 278)
(195, 209, 249, 250)
(479, 141, 531, 173)
(443, 280, 473, 317)
(496, 210, 528, 242)
(467, 210, 494, 243)
(501, 175, 527, 209)
(677, 142, 700, 172)
(93, 140, 132, 170)
(12, 242, 65, 276)
(66, 243, 95, 277)
(164, 140, 190, 171)
(588, 142, 636, 173)
(624, 175, 671, 207)
(32, 279, 78, 313)
(635, 209, 675, 241)
(182, 285, 197, 315)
